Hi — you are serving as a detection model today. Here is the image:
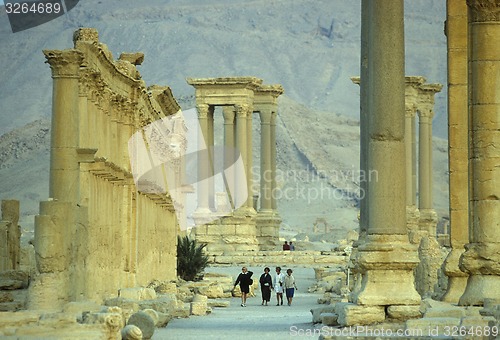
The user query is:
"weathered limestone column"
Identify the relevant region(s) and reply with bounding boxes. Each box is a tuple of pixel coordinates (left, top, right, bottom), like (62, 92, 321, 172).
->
(459, 0, 500, 306)
(403, 76, 425, 242)
(0, 200, 20, 271)
(195, 103, 211, 215)
(44, 49, 84, 202)
(223, 106, 236, 209)
(207, 107, 215, 210)
(417, 84, 442, 236)
(246, 105, 254, 209)
(349, 0, 420, 314)
(270, 109, 278, 211)
(259, 108, 273, 213)
(441, 0, 470, 303)
(235, 104, 254, 213)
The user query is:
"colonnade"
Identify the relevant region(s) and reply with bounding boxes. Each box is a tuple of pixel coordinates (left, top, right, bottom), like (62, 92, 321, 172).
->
(30, 28, 180, 310)
(352, 76, 442, 241)
(187, 77, 283, 252)
(343, 0, 500, 325)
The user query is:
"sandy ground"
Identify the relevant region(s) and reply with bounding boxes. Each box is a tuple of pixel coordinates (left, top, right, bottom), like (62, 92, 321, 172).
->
(154, 266, 325, 340)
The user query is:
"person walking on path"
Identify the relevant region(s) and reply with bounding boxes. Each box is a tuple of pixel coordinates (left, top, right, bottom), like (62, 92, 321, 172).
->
(259, 267, 273, 306)
(234, 266, 253, 307)
(274, 266, 285, 306)
(284, 268, 298, 306)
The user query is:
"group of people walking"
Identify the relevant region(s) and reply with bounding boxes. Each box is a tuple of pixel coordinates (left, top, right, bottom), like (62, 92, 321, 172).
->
(233, 266, 298, 307)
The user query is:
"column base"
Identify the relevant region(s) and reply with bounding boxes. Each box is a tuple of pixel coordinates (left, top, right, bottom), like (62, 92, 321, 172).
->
(194, 213, 259, 254)
(406, 205, 420, 236)
(418, 208, 438, 236)
(351, 234, 421, 306)
(255, 211, 281, 251)
(459, 275, 500, 306)
(441, 248, 468, 303)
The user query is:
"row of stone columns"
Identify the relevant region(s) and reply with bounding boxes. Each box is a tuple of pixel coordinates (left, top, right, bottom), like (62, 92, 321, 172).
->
(348, 0, 500, 321)
(187, 77, 283, 251)
(353, 75, 442, 241)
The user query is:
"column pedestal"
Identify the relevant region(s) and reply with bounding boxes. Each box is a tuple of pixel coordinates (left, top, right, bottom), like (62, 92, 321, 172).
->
(351, 234, 421, 306)
(441, 248, 469, 302)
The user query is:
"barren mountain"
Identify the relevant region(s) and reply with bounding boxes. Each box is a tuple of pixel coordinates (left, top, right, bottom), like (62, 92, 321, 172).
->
(0, 0, 449, 236)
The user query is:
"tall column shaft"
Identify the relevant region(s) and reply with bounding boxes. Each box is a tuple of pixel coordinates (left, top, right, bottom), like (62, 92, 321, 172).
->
(428, 6, 468, 302)
(270, 112, 278, 211)
(351, 0, 420, 308)
(459, 0, 500, 306)
(418, 114, 432, 211)
(359, 0, 371, 235)
(246, 107, 254, 209)
(44, 50, 84, 203)
(235, 104, 250, 212)
(196, 103, 211, 214)
(207, 108, 215, 210)
(405, 110, 415, 206)
(223, 106, 236, 209)
(259, 109, 273, 212)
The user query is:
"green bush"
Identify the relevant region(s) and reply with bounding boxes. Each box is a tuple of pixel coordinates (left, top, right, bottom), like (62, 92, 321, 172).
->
(177, 235, 209, 281)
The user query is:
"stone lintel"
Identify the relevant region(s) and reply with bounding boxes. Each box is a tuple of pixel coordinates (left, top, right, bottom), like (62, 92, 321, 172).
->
(119, 52, 145, 65)
(253, 84, 284, 109)
(187, 76, 263, 88)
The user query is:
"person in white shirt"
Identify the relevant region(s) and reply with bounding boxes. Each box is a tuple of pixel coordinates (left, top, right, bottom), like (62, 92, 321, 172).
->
(274, 266, 285, 306)
(284, 268, 298, 306)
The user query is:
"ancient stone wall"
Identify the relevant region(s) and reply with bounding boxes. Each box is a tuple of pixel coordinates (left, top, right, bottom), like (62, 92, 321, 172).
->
(0, 200, 20, 272)
(29, 28, 180, 310)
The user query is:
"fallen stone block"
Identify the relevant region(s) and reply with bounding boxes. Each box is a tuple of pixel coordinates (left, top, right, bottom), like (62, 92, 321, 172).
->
(321, 312, 338, 326)
(311, 306, 335, 324)
(0, 270, 29, 289)
(127, 310, 155, 340)
(387, 305, 422, 321)
(335, 302, 385, 326)
(207, 299, 230, 308)
(120, 287, 157, 301)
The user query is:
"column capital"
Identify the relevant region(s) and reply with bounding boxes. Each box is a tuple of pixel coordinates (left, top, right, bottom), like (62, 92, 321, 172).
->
(43, 49, 84, 78)
(405, 103, 417, 118)
(196, 103, 210, 118)
(222, 106, 235, 123)
(259, 108, 272, 124)
(234, 103, 250, 117)
(467, 0, 500, 22)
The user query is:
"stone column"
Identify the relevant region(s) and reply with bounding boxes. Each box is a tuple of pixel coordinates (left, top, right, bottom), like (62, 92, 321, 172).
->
(259, 108, 273, 213)
(270, 110, 278, 211)
(246, 106, 255, 210)
(350, 0, 420, 311)
(459, 0, 500, 306)
(442, 0, 469, 303)
(195, 103, 211, 215)
(223, 106, 236, 209)
(44, 49, 84, 202)
(405, 101, 420, 235)
(207, 107, 215, 210)
(417, 85, 442, 237)
(235, 104, 254, 214)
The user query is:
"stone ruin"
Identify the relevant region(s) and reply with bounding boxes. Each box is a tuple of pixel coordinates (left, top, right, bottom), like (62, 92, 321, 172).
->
(2, 0, 500, 337)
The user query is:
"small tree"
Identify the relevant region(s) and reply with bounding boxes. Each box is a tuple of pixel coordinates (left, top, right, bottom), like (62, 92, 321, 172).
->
(177, 235, 209, 281)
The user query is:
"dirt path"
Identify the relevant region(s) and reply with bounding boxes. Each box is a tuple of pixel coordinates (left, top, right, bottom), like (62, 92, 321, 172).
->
(154, 266, 324, 339)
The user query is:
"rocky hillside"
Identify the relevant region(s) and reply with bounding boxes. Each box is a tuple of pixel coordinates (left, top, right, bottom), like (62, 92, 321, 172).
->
(0, 0, 449, 235)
